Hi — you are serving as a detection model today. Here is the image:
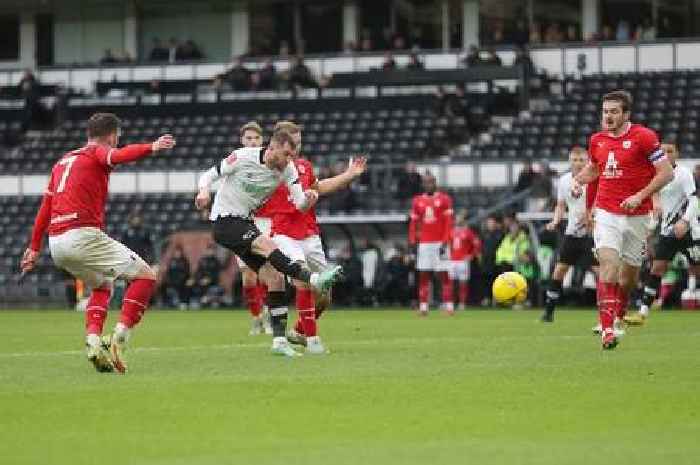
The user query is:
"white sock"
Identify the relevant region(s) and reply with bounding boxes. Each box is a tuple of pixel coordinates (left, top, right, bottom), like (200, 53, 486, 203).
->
(307, 336, 320, 345)
(114, 323, 130, 342)
(86, 333, 101, 348)
(689, 275, 697, 291)
(419, 302, 428, 312)
(639, 304, 650, 316)
(272, 336, 287, 346)
(444, 302, 454, 312)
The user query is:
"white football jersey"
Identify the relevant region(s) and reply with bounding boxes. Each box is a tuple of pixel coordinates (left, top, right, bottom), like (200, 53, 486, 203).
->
(201, 146, 300, 220)
(556, 172, 588, 237)
(659, 165, 696, 236)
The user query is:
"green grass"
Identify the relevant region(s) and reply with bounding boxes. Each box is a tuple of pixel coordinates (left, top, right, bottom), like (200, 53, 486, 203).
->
(1, 308, 700, 465)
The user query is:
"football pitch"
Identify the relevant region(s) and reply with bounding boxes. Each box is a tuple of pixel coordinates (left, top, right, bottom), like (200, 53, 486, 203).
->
(1, 308, 699, 465)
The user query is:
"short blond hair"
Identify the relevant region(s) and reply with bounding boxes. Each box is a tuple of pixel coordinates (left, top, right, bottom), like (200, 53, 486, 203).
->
(239, 121, 262, 136)
(273, 120, 301, 134)
(569, 146, 588, 158)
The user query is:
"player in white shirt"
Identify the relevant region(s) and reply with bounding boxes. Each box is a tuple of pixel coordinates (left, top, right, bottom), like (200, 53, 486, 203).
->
(195, 129, 343, 356)
(626, 143, 699, 324)
(542, 147, 598, 322)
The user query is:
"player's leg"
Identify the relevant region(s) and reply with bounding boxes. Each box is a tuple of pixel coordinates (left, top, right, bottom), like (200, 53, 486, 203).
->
(300, 235, 331, 353)
(593, 210, 625, 349)
(542, 262, 570, 322)
(258, 264, 301, 357)
(458, 260, 471, 310)
(416, 243, 439, 315)
(271, 235, 310, 346)
(240, 260, 264, 335)
(439, 256, 454, 314)
(253, 217, 272, 334)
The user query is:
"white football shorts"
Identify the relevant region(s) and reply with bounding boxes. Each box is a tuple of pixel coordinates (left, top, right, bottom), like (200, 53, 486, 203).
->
(416, 242, 450, 272)
(593, 208, 650, 267)
(272, 234, 327, 272)
(49, 227, 148, 288)
(449, 259, 471, 281)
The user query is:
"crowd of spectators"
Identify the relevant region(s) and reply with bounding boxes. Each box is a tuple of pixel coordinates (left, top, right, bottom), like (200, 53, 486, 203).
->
(147, 38, 205, 63)
(213, 55, 319, 92)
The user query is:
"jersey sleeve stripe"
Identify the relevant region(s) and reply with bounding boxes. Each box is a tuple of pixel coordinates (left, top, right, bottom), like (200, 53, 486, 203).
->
(648, 148, 665, 163)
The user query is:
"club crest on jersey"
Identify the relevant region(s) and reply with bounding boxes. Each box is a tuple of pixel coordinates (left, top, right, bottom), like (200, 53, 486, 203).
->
(622, 140, 632, 149)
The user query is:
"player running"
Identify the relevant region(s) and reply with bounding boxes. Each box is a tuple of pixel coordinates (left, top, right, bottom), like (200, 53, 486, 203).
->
(541, 146, 598, 322)
(235, 121, 273, 336)
(263, 121, 367, 354)
(409, 172, 454, 315)
(448, 210, 481, 310)
(195, 129, 343, 357)
(21, 112, 176, 373)
(572, 90, 673, 349)
(625, 143, 699, 325)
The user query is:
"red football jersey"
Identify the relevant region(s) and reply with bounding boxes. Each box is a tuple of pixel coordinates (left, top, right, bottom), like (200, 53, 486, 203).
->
(449, 226, 481, 260)
(269, 157, 320, 240)
(588, 123, 664, 216)
(409, 191, 453, 244)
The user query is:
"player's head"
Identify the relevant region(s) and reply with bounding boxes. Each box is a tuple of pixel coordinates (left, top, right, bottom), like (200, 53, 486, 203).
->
(662, 143, 679, 164)
(568, 146, 588, 174)
(422, 172, 437, 194)
(266, 129, 297, 170)
(239, 121, 262, 148)
(601, 90, 632, 133)
(87, 112, 121, 146)
(456, 208, 468, 226)
(274, 121, 301, 156)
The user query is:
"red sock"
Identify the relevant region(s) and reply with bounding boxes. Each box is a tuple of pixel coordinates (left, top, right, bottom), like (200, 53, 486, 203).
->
(294, 318, 305, 335)
(257, 283, 268, 307)
(459, 282, 469, 305)
(85, 287, 111, 335)
(597, 281, 618, 332)
(440, 272, 453, 305)
(296, 288, 317, 336)
(616, 286, 629, 320)
(418, 271, 431, 304)
(243, 285, 261, 317)
(119, 279, 155, 328)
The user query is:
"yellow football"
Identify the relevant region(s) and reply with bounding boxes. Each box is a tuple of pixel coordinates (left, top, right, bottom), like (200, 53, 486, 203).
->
(492, 271, 528, 305)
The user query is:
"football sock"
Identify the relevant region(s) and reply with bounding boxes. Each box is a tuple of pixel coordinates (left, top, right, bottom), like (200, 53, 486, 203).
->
(418, 271, 431, 305)
(294, 318, 305, 335)
(689, 274, 697, 292)
(267, 291, 289, 338)
(459, 282, 469, 305)
(616, 285, 629, 320)
(119, 279, 155, 328)
(268, 249, 312, 282)
(597, 281, 618, 332)
(85, 287, 112, 335)
(439, 272, 453, 307)
(296, 288, 317, 337)
(243, 285, 261, 317)
(544, 280, 563, 316)
(257, 283, 268, 308)
(641, 274, 662, 308)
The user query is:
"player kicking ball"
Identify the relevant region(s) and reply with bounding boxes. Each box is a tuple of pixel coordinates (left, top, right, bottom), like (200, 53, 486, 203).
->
(195, 129, 343, 357)
(541, 146, 598, 322)
(572, 91, 673, 349)
(21, 113, 176, 373)
(625, 143, 700, 325)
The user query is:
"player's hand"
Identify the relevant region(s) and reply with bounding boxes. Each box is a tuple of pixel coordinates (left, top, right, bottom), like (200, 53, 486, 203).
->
(195, 189, 211, 210)
(620, 193, 644, 211)
(152, 134, 176, 151)
(439, 243, 449, 259)
(346, 156, 368, 179)
(303, 189, 319, 210)
(20, 248, 39, 273)
(580, 210, 594, 233)
(545, 220, 559, 232)
(674, 219, 690, 239)
(571, 180, 583, 198)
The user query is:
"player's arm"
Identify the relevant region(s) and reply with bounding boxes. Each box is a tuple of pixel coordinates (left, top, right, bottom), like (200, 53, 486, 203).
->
(546, 200, 566, 231)
(21, 182, 54, 273)
(408, 197, 420, 245)
(284, 162, 317, 212)
(315, 156, 367, 195)
(621, 144, 674, 211)
(104, 134, 175, 166)
(195, 150, 241, 210)
(572, 161, 599, 198)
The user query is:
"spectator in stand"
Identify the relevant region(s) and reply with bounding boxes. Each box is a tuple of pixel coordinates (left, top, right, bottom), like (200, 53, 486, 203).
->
(166, 38, 181, 63)
(495, 221, 531, 275)
(225, 57, 252, 91)
(392, 35, 407, 50)
(484, 48, 502, 66)
(637, 18, 656, 40)
(658, 16, 673, 38)
(379, 244, 414, 306)
(288, 56, 317, 88)
(360, 37, 373, 52)
(278, 40, 291, 57)
(257, 58, 277, 90)
(100, 49, 118, 64)
(382, 52, 397, 71)
(462, 45, 481, 67)
(162, 244, 191, 309)
(544, 23, 564, 43)
(600, 24, 614, 41)
(121, 211, 155, 265)
(515, 249, 540, 306)
(406, 52, 424, 70)
(333, 243, 363, 306)
(396, 161, 423, 204)
(18, 69, 42, 131)
(515, 162, 536, 192)
(616, 20, 631, 41)
(149, 38, 169, 61)
(529, 22, 542, 44)
(479, 215, 504, 305)
(512, 18, 529, 47)
(147, 79, 163, 97)
(190, 243, 224, 308)
(565, 25, 579, 42)
(179, 40, 204, 60)
(490, 20, 506, 45)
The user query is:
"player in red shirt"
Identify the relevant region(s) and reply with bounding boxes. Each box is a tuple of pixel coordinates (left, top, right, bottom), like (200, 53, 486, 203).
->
(409, 173, 454, 315)
(235, 122, 273, 336)
(266, 121, 366, 354)
(448, 210, 481, 310)
(572, 91, 673, 349)
(20, 113, 176, 372)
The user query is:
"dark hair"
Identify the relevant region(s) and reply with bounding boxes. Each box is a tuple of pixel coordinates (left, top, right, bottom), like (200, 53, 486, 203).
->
(602, 90, 633, 112)
(87, 113, 121, 139)
(270, 129, 296, 151)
